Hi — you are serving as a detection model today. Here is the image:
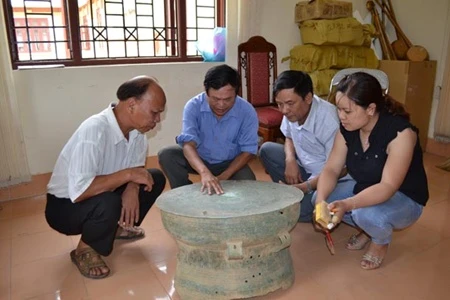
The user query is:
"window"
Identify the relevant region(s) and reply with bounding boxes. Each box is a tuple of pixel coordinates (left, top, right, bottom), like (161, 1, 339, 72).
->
(14, 18, 52, 59)
(3, 0, 226, 69)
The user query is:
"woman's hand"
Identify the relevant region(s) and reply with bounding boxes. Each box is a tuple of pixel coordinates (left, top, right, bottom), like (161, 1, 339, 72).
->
(313, 199, 351, 231)
(327, 199, 351, 225)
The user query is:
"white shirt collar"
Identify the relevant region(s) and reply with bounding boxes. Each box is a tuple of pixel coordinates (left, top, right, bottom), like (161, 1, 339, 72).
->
(295, 95, 319, 132)
(106, 103, 138, 145)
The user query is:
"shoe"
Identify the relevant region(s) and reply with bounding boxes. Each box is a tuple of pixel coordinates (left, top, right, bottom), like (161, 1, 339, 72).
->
(346, 233, 370, 250)
(115, 226, 145, 240)
(360, 243, 388, 270)
(360, 253, 384, 270)
(70, 249, 110, 279)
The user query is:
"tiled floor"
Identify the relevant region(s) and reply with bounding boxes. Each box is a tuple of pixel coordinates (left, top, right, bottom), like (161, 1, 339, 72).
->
(0, 153, 449, 300)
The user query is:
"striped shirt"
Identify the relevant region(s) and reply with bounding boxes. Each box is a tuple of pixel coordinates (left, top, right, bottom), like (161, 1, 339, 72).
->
(47, 103, 147, 202)
(281, 95, 339, 179)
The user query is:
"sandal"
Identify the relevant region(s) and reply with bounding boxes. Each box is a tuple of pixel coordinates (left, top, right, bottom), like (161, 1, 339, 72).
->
(115, 226, 145, 240)
(346, 233, 371, 250)
(361, 253, 384, 270)
(70, 249, 110, 279)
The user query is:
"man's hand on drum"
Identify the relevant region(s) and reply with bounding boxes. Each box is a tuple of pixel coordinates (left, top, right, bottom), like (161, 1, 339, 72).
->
(278, 180, 310, 195)
(199, 170, 224, 195)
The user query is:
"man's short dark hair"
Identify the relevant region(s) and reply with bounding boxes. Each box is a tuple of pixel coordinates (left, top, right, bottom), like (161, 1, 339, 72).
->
(116, 76, 156, 101)
(272, 70, 314, 100)
(203, 64, 241, 95)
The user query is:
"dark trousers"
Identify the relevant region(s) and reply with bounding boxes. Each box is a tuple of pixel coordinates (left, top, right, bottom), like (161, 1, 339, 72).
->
(259, 142, 314, 222)
(157, 145, 256, 189)
(45, 169, 166, 256)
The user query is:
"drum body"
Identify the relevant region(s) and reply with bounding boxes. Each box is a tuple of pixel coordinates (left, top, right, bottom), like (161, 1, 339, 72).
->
(156, 180, 303, 299)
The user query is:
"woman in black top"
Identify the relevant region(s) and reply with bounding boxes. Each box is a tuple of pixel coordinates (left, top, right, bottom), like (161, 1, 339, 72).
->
(314, 72, 428, 270)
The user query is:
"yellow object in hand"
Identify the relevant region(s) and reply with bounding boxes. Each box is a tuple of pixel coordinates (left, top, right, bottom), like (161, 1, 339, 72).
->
(315, 202, 332, 229)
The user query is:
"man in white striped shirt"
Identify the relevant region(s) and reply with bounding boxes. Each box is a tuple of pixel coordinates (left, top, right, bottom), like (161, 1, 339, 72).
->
(46, 76, 166, 279)
(259, 71, 343, 223)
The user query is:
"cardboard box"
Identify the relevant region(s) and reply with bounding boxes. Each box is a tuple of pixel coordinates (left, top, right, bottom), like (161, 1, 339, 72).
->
(295, 0, 353, 23)
(378, 60, 437, 149)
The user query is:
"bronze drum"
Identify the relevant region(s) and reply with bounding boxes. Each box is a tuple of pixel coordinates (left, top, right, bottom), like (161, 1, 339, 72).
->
(156, 180, 303, 299)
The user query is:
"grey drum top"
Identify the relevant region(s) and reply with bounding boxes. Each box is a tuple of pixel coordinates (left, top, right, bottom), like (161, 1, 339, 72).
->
(156, 180, 303, 218)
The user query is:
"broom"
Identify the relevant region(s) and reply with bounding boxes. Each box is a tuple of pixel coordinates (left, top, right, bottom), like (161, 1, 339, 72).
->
(437, 157, 450, 172)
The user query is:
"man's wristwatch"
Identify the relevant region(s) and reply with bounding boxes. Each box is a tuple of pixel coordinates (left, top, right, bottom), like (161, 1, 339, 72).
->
(305, 180, 313, 194)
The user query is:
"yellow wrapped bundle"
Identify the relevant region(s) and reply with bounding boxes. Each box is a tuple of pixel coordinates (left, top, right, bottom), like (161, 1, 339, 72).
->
(309, 69, 338, 97)
(299, 18, 376, 47)
(295, 0, 353, 23)
(315, 202, 332, 228)
(283, 44, 379, 73)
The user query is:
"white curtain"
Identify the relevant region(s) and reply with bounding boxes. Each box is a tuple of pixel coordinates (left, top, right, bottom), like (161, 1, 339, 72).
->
(0, 4, 31, 187)
(237, 0, 262, 44)
(434, 36, 450, 142)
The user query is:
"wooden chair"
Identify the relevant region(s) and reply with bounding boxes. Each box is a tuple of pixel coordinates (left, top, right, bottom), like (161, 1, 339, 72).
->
(238, 36, 284, 144)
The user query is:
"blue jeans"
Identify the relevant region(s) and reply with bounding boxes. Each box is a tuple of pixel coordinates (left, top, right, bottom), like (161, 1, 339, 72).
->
(259, 142, 314, 222)
(312, 179, 424, 245)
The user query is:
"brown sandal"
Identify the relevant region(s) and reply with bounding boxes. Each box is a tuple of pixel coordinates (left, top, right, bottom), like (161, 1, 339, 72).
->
(346, 233, 371, 250)
(70, 249, 110, 279)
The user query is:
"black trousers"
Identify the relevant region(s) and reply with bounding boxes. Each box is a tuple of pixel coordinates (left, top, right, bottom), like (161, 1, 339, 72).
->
(45, 169, 166, 256)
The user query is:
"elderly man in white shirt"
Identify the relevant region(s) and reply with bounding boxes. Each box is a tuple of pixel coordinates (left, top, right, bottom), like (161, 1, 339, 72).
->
(259, 70, 344, 222)
(46, 76, 166, 279)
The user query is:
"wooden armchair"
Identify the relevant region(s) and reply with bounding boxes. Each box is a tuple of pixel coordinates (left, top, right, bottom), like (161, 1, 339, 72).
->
(238, 36, 284, 144)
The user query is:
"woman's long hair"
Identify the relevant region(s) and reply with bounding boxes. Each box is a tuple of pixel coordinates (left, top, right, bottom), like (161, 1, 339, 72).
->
(336, 72, 410, 121)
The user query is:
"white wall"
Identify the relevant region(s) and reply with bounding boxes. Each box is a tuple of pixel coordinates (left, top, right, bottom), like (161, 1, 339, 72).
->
(14, 63, 220, 174)
(8, 0, 450, 175)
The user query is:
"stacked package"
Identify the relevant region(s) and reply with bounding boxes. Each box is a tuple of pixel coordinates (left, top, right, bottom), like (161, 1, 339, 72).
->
(283, 0, 379, 97)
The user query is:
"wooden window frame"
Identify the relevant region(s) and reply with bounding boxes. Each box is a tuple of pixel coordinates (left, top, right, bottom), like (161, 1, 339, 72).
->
(2, 0, 226, 69)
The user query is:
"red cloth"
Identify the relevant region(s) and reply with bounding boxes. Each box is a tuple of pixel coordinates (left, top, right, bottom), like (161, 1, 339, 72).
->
(255, 106, 283, 128)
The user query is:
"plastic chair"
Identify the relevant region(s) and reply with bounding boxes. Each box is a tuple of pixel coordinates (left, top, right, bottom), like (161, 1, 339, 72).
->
(328, 68, 389, 103)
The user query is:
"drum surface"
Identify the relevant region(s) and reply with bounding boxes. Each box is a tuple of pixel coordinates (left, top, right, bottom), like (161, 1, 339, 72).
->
(156, 180, 303, 218)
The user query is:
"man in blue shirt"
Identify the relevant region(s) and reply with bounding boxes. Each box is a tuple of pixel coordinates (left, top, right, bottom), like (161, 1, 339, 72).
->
(158, 64, 259, 194)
